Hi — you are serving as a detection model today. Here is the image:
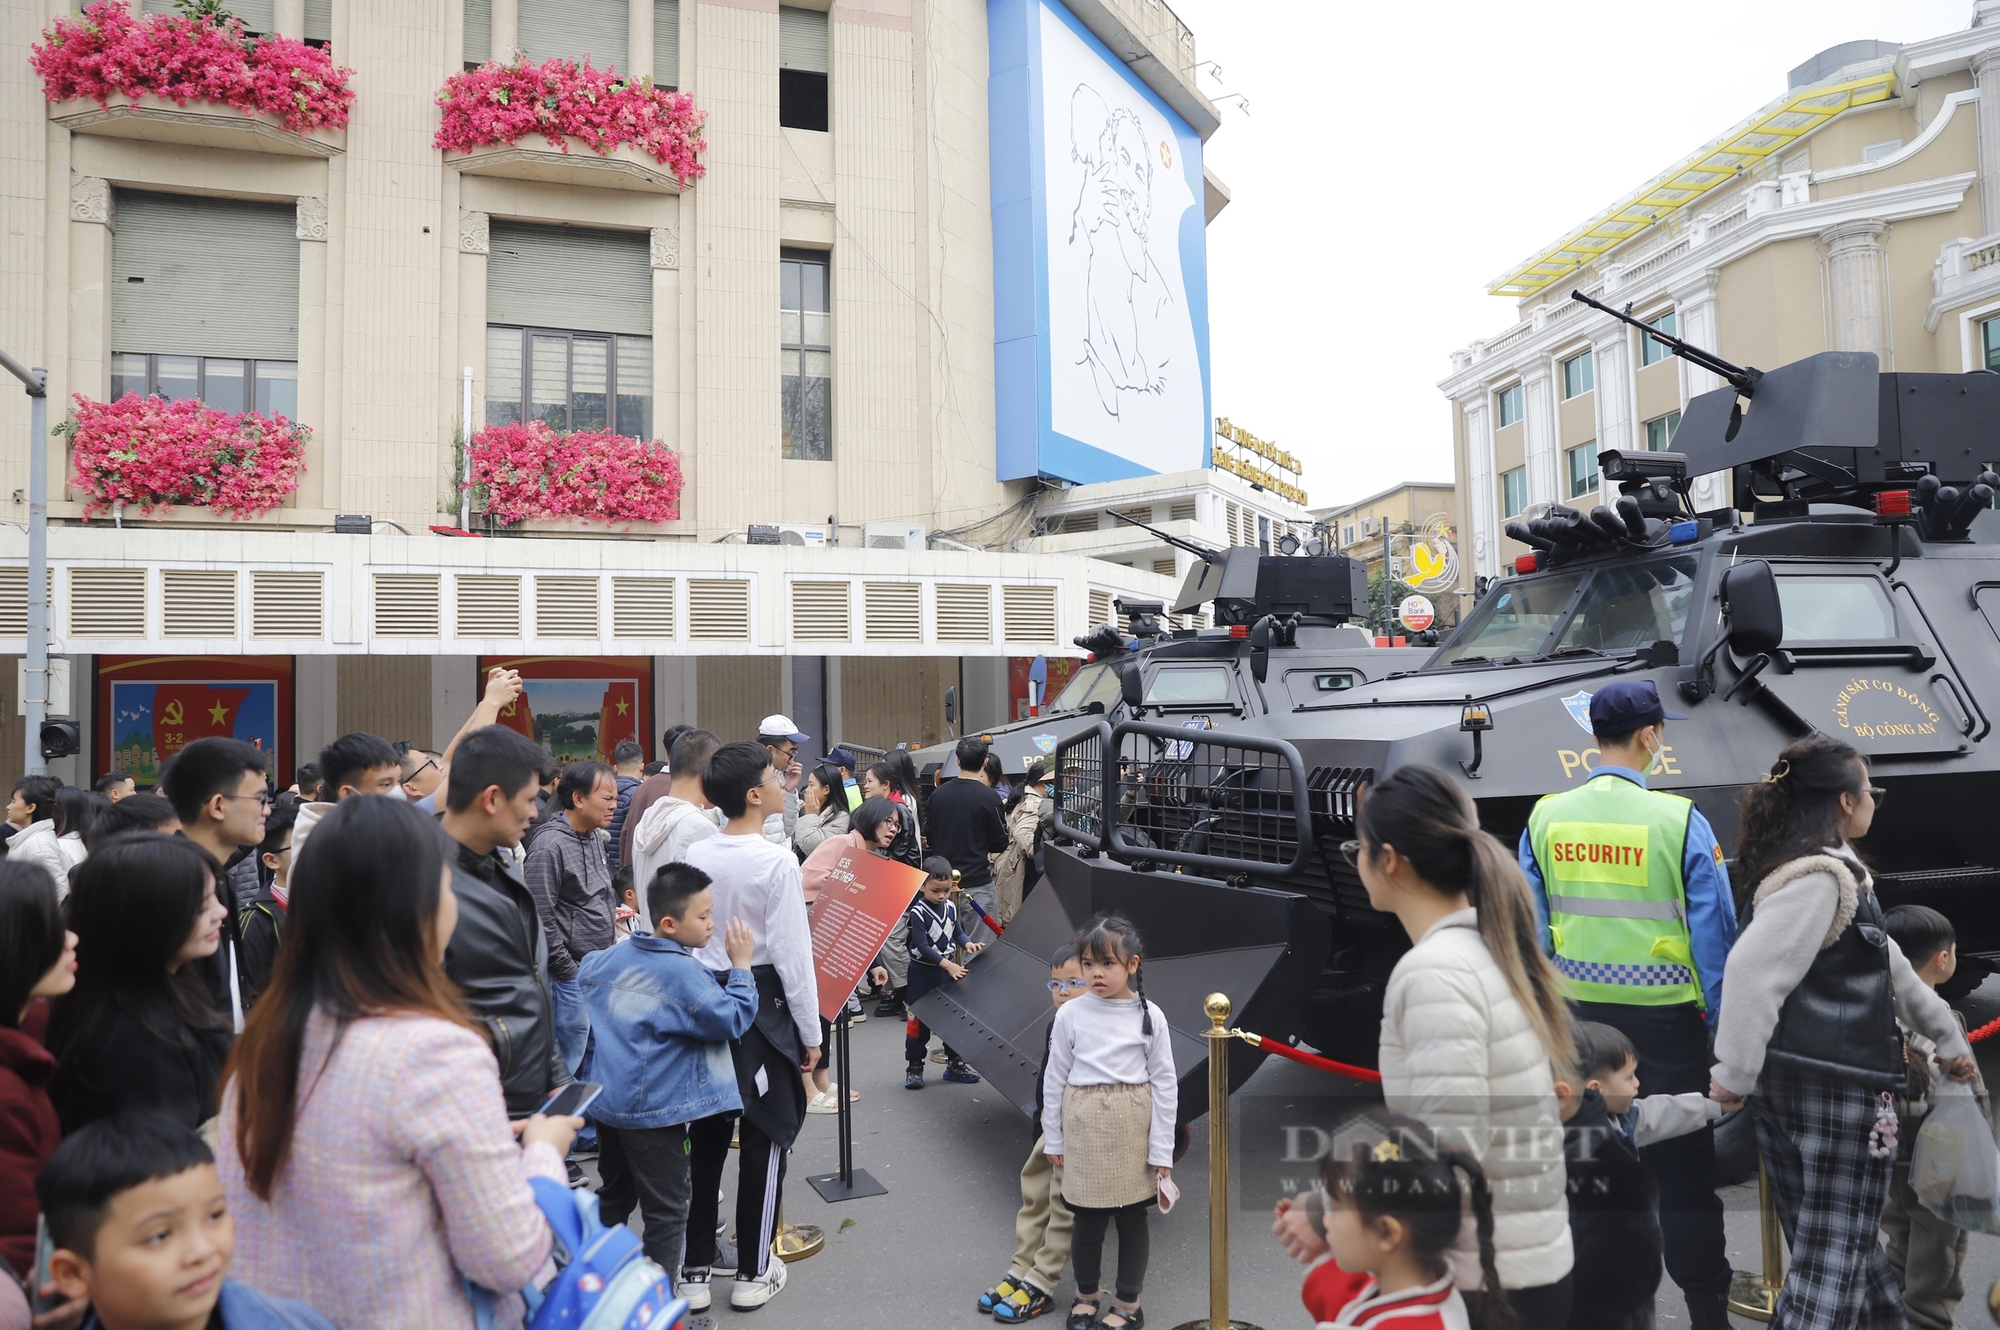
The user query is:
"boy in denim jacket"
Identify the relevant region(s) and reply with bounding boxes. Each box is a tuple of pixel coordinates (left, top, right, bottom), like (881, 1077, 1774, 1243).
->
(581, 862, 758, 1298)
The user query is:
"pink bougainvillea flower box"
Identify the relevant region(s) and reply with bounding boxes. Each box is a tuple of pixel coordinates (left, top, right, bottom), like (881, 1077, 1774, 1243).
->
(468, 422, 682, 526)
(60, 393, 308, 521)
(436, 56, 706, 186)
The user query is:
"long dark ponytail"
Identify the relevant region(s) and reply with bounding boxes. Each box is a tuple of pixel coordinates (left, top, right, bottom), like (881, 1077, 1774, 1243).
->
(1732, 733, 1868, 915)
(1358, 764, 1573, 1076)
(1076, 913, 1153, 1036)
(1321, 1110, 1510, 1327)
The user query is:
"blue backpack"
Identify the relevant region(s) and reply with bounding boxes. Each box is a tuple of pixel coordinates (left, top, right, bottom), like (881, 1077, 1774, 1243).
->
(473, 1178, 687, 1330)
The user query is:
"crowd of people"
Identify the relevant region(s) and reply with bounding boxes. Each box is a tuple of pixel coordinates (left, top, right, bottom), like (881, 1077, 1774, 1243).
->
(0, 666, 1988, 1330)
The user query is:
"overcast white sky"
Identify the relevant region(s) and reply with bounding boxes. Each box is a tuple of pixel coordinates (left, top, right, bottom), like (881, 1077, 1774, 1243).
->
(1171, 0, 1973, 510)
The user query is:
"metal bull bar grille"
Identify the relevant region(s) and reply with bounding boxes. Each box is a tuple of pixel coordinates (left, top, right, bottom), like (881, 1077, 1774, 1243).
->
(1051, 721, 1112, 849)
(1104, 721, 1310, 875)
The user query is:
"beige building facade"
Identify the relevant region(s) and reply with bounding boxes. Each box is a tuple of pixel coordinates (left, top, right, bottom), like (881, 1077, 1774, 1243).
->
(0, 0, 1232, 783)
(1443, 8, 2000, 583)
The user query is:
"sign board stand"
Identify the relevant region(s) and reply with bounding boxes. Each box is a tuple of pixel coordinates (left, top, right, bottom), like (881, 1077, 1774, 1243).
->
(802, 846, 924, 1205)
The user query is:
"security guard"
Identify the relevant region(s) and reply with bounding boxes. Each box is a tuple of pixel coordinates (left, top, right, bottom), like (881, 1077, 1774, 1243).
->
(1520, 679, 1739, 1330)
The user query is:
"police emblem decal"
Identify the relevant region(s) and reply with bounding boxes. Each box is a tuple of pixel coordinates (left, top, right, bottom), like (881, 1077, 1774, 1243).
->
(1033, 733, 1058, 754)
(1561, 690, 1595, 734)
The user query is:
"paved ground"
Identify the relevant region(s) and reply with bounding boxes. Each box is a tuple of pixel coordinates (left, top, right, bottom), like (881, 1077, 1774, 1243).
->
(595, 976, 2000, 1330)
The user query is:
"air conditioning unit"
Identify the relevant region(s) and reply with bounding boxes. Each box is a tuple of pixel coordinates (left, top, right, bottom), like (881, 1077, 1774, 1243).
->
(776, 524, 832, 549)
(864, 522, 926, 551)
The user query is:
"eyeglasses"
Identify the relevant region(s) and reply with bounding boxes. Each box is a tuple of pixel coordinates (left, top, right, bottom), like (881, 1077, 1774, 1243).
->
(407, 757, 439, 779)
(1339, 839, 1361, 866)
(1867, 785, 1888, 808)
(223, 792, 273, 809)
(1046, 978, 1090, 993)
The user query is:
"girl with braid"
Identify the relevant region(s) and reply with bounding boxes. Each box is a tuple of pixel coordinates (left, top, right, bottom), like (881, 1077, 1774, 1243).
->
(1042, 915, 1175, 1330)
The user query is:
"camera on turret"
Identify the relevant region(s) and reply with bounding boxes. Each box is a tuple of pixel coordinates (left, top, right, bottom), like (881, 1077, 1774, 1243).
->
(1114, 598, 1166, 640)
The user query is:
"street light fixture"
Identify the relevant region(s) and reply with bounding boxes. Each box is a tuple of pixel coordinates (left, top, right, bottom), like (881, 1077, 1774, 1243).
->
(0, 348, 49, 777)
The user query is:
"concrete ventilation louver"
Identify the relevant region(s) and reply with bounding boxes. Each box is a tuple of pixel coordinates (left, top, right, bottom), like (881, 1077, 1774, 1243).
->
(536, 576, 600, 638)
(1088, 588, 1113, 629)
(69, 568, 147, 637)
(162, 570, 239, 639)
(686, 579, 750, 642)
(1169, 500, 1197, 523)
(1153, 557, 1176, 577)
(455, 575, 521, 638)
(934, 584, 991, 644)
(0, 569, 52, 637)
(1002, 584, 1057, 644)
(1118, 505, 1153, 525)
(371, 574, 440, 637)
(863, 582, 921, 643)
(791, 582, 850, 643)
(249, 570, 324, 640)
(612, 578, 675, 638)
(1062, 512, 1099, 535)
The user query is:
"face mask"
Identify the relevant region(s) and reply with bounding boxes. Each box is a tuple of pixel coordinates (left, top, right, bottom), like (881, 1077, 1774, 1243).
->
(383, 783, 408, 803)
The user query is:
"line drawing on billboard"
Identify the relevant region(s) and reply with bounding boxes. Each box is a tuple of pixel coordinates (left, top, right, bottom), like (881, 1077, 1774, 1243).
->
(1067, 88, 1173, 416)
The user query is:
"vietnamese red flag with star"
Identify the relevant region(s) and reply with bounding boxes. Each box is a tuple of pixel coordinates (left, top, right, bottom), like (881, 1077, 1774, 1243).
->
(596, 682, 638, 761)
(151, 685, 253, 763)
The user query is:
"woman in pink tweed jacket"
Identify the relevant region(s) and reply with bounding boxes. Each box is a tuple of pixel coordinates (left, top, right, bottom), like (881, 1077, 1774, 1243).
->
(215, 797, 582, 1330)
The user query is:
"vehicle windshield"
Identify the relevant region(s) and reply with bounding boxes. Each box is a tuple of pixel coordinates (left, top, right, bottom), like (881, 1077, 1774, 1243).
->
(1145, 665, 1233, 705)
(1551, 555, 1699, 654)
(1430, 569, 1588, 667)
(1050, 663, 1124, 713)
(1776, 576, 1896, 640)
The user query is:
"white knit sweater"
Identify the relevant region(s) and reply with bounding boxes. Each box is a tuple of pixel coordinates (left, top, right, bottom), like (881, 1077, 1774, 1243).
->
(1377, 908, 1572, 1293)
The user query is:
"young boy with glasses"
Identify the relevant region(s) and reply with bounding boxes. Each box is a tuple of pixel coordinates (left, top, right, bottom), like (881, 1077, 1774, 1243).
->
(977, 945, 1086, 1323)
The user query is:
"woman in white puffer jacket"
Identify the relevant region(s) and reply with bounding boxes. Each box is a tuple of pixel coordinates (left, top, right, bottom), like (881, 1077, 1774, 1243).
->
(1358, 764, 1577, 1327)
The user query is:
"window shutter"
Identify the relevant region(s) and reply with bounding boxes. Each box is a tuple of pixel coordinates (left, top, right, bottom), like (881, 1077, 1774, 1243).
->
(1088, 588, 1112, 629)
(149, 0, 275, 29)
(1061, 512, 1098, 535)
(535, 576, 601, 637)
(250, 570, 324, 639)
(654, 0, 679, 86)
(791, 582, 849, 643)
(69, 568, 147, 638)
(934, 584, 991, 644)
(464, 0, 491, 62)
(1002, 585, 1057, 644)
(613, 578, 675, 638)
(113, 192, 300, 360)
(372, 574, 441, 637)
(304, 0, 330, 41)
(520, 0, 628, 67)
(778, 6, 828, 72)
(455, 575, 521, 637)
(687, 580, 750, 641)
(488, 223, 652, 337)
(1169, 500, 1196, 523)
(863, 583, 921, 643)
(161, 569, 237, 638)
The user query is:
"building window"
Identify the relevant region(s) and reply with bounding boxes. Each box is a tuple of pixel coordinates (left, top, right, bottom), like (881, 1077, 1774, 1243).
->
(1567, 441, 1597, 498)
(1861, 139, 1903, 163)
(486, 328, 652, 438)
(1641, 310, 1678, 366)
(1645, 411, 1681, 451)
(781, 249, 832, 460)
(1561, 351, 1594, 399)
(1501, 467, 1528, 518)
(1341, 523, 1356, 547)
(1496, 383, 1524, 427)
(111, 353, 297, 417)
(1983, 316, 2000, 371)
(779, 6, 829, 131)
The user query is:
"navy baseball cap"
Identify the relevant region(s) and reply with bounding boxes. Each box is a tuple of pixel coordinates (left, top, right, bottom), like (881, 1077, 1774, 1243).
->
(1587, 680, 1686, 732)
(820, 746, 858, 770)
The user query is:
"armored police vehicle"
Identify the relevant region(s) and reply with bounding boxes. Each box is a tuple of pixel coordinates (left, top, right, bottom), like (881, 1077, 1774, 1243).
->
(919, 296, 2000, 1129)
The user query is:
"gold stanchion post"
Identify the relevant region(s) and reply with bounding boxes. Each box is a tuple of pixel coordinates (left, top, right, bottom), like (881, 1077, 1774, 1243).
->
(772, 1203, 824, 1262)
(1726, 1157, 1784, 1321)
(1172, 993, 1263, 1330)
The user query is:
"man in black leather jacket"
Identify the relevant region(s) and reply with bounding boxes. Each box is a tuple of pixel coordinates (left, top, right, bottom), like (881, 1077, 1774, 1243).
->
(438, 724, 569, 1116)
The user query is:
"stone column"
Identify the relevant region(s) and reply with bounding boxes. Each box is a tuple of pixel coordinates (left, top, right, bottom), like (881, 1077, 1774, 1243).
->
(650, 221, 679, 457)
(493, 0, 519, 58)
(458, 211, 491, 445)
(274, 0, 304, 38)
(1591, 326, 1634, 457)
(1463, 397, 1498, 579)
(1973, 47, 2000, 236)
(1671, 270, 1727, 505)
(296, 197, 329, 504)
(629, 0, 654, 78)
(1820, 220, 1892, 367)
(68, 176, 112, 406)
(1522, 363, 1558, 508)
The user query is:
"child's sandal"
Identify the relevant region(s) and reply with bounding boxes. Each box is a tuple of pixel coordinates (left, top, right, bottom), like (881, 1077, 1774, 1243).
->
(994, 1286, 1056, 1322)
(1099, 1308, 1143, 1330)
(1065, 1298, 1100, 1330)
(978, 1279, 1018, 1314)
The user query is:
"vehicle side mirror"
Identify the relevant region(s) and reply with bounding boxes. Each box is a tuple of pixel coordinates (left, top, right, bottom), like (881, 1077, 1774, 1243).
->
(1120, 661, 1144, 710)
(1250, 614, 1273, 685)
(944, 685, 957, 726)
(1721, 560, 1783, 656)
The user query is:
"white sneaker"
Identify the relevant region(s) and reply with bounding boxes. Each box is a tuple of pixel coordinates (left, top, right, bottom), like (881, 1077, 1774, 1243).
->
(730, 1257, 789, 1310)
(679, 1267, 714, 1312)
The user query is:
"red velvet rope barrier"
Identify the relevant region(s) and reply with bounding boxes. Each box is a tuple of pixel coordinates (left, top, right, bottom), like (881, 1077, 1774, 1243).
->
(1237, 1032, 1383, 1085)
(1967, 1013, 2000, 1045)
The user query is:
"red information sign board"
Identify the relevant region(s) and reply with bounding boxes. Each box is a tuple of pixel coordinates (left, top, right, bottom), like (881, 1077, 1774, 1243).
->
(808, 848, 926, 1023)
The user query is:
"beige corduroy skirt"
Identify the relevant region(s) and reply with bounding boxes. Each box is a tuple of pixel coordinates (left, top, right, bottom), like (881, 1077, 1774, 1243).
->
(1059, 1082, 1157, 1209)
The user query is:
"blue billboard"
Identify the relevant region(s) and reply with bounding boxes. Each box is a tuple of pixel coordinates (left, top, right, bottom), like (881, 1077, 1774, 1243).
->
(989, 0, 1213, 484)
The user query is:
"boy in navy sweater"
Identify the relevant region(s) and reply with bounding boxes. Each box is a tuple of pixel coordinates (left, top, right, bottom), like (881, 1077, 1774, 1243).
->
(904, 857, 985, 1089)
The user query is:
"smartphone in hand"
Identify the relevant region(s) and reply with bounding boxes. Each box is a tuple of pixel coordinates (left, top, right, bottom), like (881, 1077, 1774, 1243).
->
(539, 1081, 603, 1119)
